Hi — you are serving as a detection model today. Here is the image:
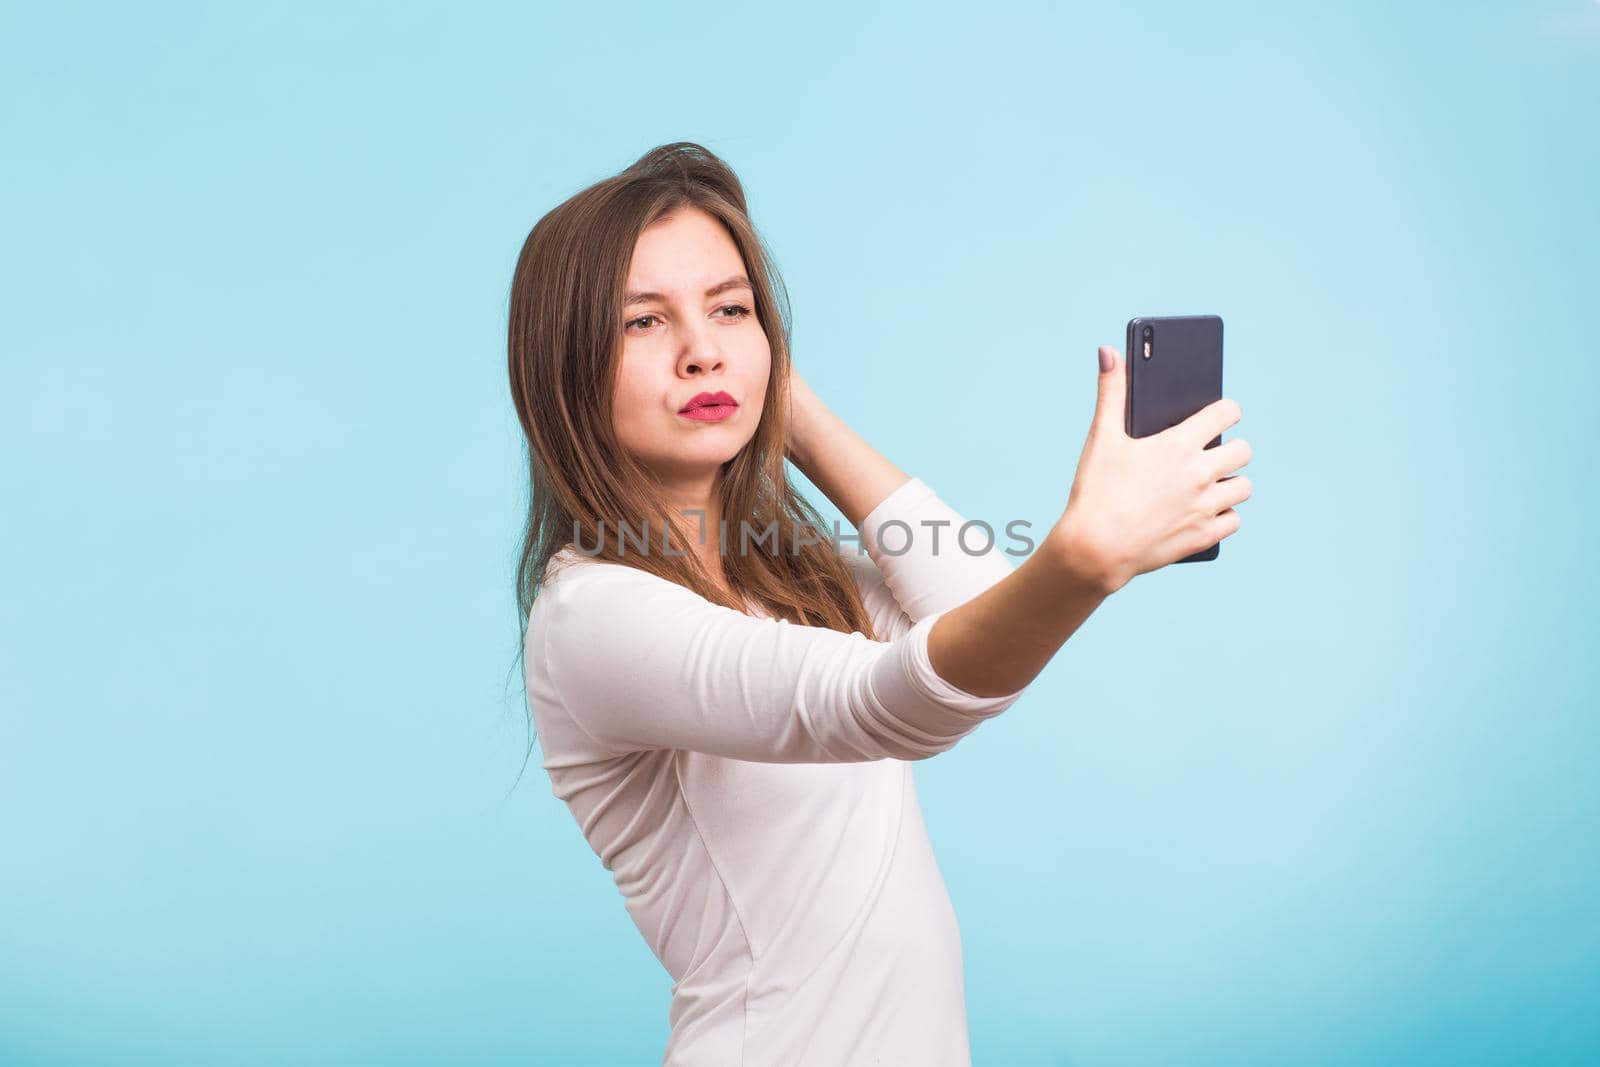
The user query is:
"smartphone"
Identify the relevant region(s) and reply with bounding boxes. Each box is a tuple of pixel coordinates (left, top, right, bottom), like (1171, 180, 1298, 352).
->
(1125, 314, 1226, 563)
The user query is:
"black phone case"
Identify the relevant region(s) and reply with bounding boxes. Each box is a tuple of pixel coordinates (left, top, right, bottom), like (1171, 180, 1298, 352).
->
(1125, 315, 1225, 563)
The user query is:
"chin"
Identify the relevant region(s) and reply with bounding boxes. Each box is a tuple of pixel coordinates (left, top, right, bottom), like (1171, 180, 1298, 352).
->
(690, 445, 747, 469)
(684, 435, 752, 467)
(653, 438, 752, 476)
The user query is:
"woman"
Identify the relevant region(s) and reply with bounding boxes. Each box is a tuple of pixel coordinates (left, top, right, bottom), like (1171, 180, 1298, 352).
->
(506, 142, 1250, 1065)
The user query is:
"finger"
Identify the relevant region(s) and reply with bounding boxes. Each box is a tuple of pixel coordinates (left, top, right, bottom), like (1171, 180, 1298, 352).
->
(1182, 396, 1242, 452)
(1202, 473, 1253, 512)
(1092, 346, 1128, 439)
(1208, 506, 1242, 544)
(1203, 436, 1252, 481)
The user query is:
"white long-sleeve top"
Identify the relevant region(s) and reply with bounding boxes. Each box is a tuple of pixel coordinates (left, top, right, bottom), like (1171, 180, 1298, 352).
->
(524, 476, 1031, 1066)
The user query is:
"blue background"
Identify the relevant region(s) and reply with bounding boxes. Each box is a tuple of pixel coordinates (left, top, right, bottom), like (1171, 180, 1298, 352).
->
(3, 2, 1596, 1064)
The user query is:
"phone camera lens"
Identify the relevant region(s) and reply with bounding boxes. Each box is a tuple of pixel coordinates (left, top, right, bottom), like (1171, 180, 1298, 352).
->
(1142, 325, 1153, 338)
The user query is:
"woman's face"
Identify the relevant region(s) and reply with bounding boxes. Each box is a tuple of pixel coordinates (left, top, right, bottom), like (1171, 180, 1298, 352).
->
(612, 206, 771, 489)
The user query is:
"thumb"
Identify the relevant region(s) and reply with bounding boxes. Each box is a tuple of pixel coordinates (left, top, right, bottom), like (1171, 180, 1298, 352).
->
(1093, 345, 1126, 435)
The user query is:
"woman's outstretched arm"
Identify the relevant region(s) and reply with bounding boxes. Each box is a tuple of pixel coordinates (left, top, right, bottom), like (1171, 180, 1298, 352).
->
(924, 528, 1110, 698)
(926, 343, 1252, 697)
(779, 369, 1105, 700)
(777, 343, 1251, 702)
(532, 559, 1029, 764)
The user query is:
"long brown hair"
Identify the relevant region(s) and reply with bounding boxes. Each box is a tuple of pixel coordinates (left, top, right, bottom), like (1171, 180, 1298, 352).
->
(504, 142, 879, 749)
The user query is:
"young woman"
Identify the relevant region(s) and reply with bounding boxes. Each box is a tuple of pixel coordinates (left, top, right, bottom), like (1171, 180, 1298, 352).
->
(506, 142, 1251, 1065)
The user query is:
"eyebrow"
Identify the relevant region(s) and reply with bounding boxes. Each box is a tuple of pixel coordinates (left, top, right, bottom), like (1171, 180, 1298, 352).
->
(624, 274, 753, 308)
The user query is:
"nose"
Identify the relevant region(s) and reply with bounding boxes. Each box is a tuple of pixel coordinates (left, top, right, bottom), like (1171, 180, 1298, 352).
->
(677, 334, 726, 378)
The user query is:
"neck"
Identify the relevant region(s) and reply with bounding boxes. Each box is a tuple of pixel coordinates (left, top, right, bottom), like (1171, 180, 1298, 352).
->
(656, 468, 727, 585)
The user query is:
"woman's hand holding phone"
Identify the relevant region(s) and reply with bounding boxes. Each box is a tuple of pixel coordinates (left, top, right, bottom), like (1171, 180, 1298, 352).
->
(1048, 345, 1253, 595)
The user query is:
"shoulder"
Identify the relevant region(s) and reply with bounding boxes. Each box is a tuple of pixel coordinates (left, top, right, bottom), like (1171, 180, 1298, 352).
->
(533, 548, 657, 616)
(530, 549, 744, 640)
(540, 544, 607, 583)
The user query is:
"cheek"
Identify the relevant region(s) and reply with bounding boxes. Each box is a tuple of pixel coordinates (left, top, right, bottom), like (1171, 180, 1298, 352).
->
(611, 363, 659, 441)
(741, 336, 773, 388)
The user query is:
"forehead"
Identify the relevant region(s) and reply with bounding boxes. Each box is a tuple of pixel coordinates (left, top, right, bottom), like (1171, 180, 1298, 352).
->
(625, 208, 747, 294)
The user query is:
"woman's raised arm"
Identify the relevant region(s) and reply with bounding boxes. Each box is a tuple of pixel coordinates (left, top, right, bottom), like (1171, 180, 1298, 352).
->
(785, 371, 1021, 620)
(784, 369, 911, 529)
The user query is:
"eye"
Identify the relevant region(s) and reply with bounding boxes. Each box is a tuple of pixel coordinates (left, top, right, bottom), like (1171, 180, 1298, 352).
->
(625, 304, 752, 333)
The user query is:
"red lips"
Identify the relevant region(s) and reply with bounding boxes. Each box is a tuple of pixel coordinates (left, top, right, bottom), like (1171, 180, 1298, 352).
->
(679, 390, 737, 412)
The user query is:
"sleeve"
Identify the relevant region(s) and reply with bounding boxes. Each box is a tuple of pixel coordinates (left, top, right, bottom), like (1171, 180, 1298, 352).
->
(836, 476, 1019, 643)
(536, 560, 1028, 764)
